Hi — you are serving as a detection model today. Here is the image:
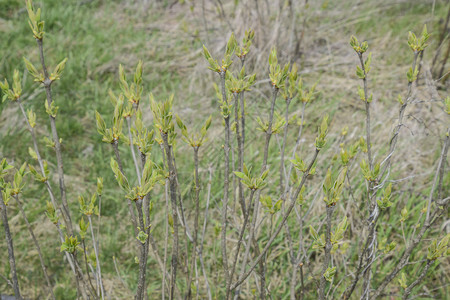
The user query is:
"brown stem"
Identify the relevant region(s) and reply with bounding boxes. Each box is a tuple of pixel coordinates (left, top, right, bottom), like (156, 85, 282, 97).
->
(17, 99, 69, 231)
(14, 195, 55, 300)
(228, 189, 256, 296)
(161, 133, 180, 300)
(318, 205, 335, 300)
(234, 93, 246, 217)
(81, 240, 97, 297)
(112, 140, 138, 236)
(402, 260, 434, 300)
(231, 149, 320, 290)
(280, 98, 292, 194)
(88, 215, 104, 299)
(36, 38, 72, 235)
(187, 147, 201, 299)
(371, 128, 450, 298)
(0, 190, 22, 299)
(135, 200, 148, 300)
(378, 52, 419, 183)
(220, 71, 231, 294)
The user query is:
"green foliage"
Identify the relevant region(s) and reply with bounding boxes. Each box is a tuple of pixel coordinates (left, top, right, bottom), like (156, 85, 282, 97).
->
(132, 109, 155, 156)
(315, 114, 329, 149)
(176, 114, 212, 148)
(60, 235, 80, 254)
(202, 33, 236, 73)
(407, 25, 429, 52)
(49, 58, 68, 82)
(378, 238, 397, 254)
(95, 98, 126, 144)
(377, 183, 393, 210)
(44, 100, 59, 118)
(360, 159, 380, 182)
(26, 0, 45, 39)
(322, 167, 347, 206)
(427, 234, 449, 261)
(323, 267, 336, 282)
(349, 36, 368, 54)
(28, 161, 50, 183)
(226, 68, 256, 94)
(339, 141, 359, 166)
(297, 77, 318, 103)
(256, 112, 286, 134)
(45, 201, 59, 224)
(234, 29, 255, 59)
(79, 194, 98, 216)
(23, 57, 44, 83)
(137, 230, 149, 244)
(260, 195, 282, 215)
(119, 61, 144, 106)
(406, 66, 419, 83)
(79, 217, 89, 240)
(398, 272, 407, 289)
(234, 163, 269, 190)
(149, 93, 175, 135)
(0, 70, 22, 102)
(110, 158, 130, 192)
(11, 163, 27, 195)
(444, 97, 450, 114)
(331, 217, 348, 246)
(268, 47, 290, 89)
(310, 225, 326, 250)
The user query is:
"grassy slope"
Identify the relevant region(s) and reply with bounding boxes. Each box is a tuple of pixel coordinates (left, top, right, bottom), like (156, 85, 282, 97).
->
(0, 0, 448, 298)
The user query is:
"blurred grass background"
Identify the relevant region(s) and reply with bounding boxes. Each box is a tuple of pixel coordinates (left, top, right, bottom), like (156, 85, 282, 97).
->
(0, 0, 449, 298)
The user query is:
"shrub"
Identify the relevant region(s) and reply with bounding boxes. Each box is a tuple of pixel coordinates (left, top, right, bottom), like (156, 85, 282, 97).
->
(0, 1, 448, 299)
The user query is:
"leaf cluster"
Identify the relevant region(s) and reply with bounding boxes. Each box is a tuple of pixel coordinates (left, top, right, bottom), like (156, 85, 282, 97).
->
(268, 48, 290, 89)
(234, 164, 269, 191)
(0, 70, 22, 102)
(260, 195, 282, 215)
(322, 167, 347, 206)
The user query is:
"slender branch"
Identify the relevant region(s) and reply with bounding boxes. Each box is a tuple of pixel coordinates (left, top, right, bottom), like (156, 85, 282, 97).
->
(135, 199, 148, 300)
(220, 71, 231, 293)
(378, 52, 419, 182)
(228, 189, 256, 296)
(231, 149, 320, 290)
(402, 259, 434, 300)
(161, 133, 180, 300)
(234, 86, 279, 298)
(36, 38, 72, 235)
(234, 92, 246, 217)
(318, 205, 336, 300)
(88, 215, 104, 299)
(290, 203, 305, 300)
(426, 127, 450, 222)
(199, 166, 213, 300)
(0, 190, 21, 299)
(260, 215, 274, 299)
(280, 98, 292, 194)
(371, 129, 449, 299)
(284, 101, 306, 199)
(17, 99, 69, 230)
(358, 53, 373, 170)
(162, 146, 169, 299)
(81, 240, 97, 296)
(187, 147, 201, 298)
(113, 256, 128, 290)
(13, 194, 55, 300)
(126, 117, 142, 182)
(112, 140, 138, 236)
